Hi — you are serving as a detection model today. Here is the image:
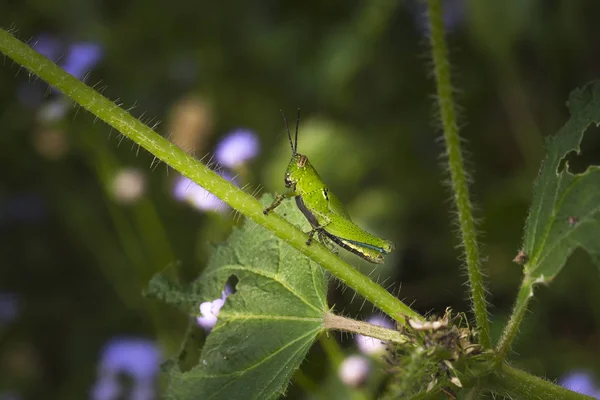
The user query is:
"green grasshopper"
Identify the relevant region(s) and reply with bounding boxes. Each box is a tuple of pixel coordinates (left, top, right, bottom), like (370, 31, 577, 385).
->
(263, 109, 395, 264)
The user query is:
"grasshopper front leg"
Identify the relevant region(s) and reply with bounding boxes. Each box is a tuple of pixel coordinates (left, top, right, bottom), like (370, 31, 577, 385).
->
(263, 191, 298, 215)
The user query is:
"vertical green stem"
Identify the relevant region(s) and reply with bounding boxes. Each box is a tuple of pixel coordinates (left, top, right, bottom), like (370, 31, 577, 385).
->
(425, 0, 491, 348)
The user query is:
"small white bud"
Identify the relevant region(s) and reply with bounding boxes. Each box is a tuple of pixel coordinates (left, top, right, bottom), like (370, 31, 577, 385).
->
(356, 315, 393, 355)
(338, 355, 370, 388)
(111, 168, 146, 203)
(196, 290, 229, 331)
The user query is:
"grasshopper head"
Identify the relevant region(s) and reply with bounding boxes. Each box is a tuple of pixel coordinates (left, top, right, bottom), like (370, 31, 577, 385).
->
(284, 153, 310, 188)
(280, 109, 311, 189)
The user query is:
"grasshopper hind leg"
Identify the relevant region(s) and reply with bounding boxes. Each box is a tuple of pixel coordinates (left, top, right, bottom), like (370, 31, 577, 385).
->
(305, 227, 339, 254)
(305, 227, 320, 246)
(316, 231, 339, 254)
(306, 223, 332, 246)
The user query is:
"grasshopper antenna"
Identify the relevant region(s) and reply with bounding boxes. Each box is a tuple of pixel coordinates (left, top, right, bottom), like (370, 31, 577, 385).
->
(294, 108, 300, 154)
(281, 109, 295, 155)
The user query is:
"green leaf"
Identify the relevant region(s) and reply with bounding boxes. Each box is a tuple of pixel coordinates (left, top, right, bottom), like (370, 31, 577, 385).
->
(157, 194, 329, 400)
(145, 263, 201, 314)
(522, 80, 600, 283)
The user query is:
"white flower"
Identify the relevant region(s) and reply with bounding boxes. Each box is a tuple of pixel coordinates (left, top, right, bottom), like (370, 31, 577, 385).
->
(197, 290, 229, 331)
(37, 98, 69, 123)
(338, 355, 370, 388)
(356, 315, 393, 356)
(111, 168, 146, 203)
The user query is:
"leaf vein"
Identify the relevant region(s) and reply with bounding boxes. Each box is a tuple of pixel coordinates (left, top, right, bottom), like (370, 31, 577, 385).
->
(532, 205, 600, 272)
(206, 265, 322, 313)
(201, 327, 321, 382)
(530, 171, 579, 265)
(220, 313, 323, 323)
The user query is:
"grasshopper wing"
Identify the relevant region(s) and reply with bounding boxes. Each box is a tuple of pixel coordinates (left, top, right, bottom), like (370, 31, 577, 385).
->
(322, 190, 394, 255)
(324, 189, 351, 219)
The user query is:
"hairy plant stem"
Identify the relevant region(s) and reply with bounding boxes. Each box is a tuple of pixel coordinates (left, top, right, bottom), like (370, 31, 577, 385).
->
(487, 363, 595, 400)
(324, 313, 407, 344)
(425, 0, 491, 349)
(0, 28, 419, 324)
(495, 276, 535, 361)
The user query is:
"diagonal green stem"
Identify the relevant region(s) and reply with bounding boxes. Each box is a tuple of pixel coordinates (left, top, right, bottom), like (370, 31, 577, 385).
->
(0, 28, 419, 324)
(488, 363, 595, 400)
(425, 0, 491, 348)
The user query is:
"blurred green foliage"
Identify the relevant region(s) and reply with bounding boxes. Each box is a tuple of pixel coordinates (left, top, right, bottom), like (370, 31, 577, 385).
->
(1, 0, 600, 398)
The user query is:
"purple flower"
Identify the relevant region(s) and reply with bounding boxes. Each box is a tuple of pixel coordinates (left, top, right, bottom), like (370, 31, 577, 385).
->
(97, 337, 161, 378)
(559, 371, 600, 398)
(91, 337, 161, 400)
(62, 42, 103, 80)
(173, 173, 234, 213)
(214, 129, 260, 168)
(19, 33, 61, 108)
(197, 289, 230, 331)
(19, 35, 103, 110)
(0, 292, 18, 326)
(32, 33, 61, 60)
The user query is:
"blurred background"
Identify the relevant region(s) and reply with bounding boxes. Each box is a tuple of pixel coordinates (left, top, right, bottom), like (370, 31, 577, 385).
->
(1, 0, 600, 399)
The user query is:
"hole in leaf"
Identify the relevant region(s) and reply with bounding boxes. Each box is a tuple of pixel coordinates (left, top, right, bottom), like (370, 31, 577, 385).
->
(559, 124, 600, 174)
(177, 326, 206, 372)
(225, 274, 239, 294)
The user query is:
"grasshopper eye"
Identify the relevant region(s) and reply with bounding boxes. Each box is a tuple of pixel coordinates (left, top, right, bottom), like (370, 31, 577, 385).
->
(284, 174, 293, 188)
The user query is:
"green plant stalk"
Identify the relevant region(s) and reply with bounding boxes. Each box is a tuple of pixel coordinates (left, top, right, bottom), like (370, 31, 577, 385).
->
(495, 276, 534, 361)
(425, 0, 491, 348)
(487, 363, 594, 400)
(324, 312, 408, 344)
(0, 28, 419, 323)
